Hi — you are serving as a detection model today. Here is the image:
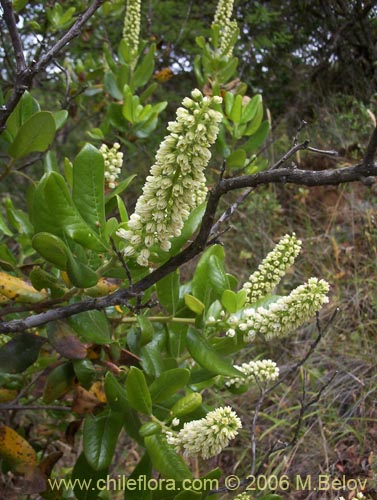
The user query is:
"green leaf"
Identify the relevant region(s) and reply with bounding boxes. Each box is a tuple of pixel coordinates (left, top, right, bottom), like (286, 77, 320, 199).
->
(104, 71, 123, 100)
(171, 393, 202, 418)
(66, 249, 99, 288)
(43, 362, 75, 403)
(132, 44, 156, 89)
(191, 245, 225, 306)
(72, 452, 109, 500)
(4, 198, 33, 235)
(224, 91, 234, 117)
(29, 267, 65, 297)
(186, 327, 243, 378)
(32, 232, 69, 269)
(0, 209, 13, 236)
(226, 149, 246, 168)
(221, 289, 237, 313)
(68, 310, 111, 344)
(184, 294, 205, 315)
(245, 100, 264, 136)
(8, 111, 56, 159)
(0, 334, 46, 374)
(5, 91, 40, 138)
(83, 411, 124, 470)
(32, 172, 105, 251)
(156, 271, 180, 315)
(72, 144, 105, 235)
(144, 434, 192, 481)
(208, 255, 230, 295)
(53, 110, 68, 130)
(241, 94, 262, 124)
(73, 359, 96, 388)
(229, 94, 242, 123)
(149, 368, 190, 403)
(244, 120, 270, 153)
(126, 366, 152, 415)
(105, 372, 129, 413)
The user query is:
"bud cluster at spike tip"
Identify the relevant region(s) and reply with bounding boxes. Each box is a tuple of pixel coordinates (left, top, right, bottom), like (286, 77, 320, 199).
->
(123, 0, 141, 61)
(100, 143, 123, 189)
(242, 233, 302, 304)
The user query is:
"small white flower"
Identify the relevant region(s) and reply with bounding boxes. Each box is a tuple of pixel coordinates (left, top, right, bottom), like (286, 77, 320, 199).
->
(172, 418, 180, 427)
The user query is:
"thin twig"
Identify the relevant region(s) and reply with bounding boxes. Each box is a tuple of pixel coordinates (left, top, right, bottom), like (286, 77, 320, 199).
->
(0, 0, 26, 73)
(0, 0, 104, 131)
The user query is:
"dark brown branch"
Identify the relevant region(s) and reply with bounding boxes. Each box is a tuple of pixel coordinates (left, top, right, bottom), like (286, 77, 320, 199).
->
(0, 0, 104, 131)
(0, 158, 375, 334)
(0, 0, 26, 73)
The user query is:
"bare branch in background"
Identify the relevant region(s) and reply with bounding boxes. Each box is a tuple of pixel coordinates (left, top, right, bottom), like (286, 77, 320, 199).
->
(0, 0, 105, 131)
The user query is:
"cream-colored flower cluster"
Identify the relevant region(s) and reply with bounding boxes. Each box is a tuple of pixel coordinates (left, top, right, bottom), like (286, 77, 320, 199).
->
(225, 359, 279, 389)
(212, 0, 238, 56)
(122, 0, 141, 62)
(166, 406, 241, 459)
(238, 278, 330, 342)
(242, 233, 302, 304)
(99, 143, 123, 189)
(117, 89, 223, 266)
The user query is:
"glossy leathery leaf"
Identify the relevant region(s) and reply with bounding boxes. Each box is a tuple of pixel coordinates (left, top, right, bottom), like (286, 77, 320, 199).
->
(5, 91, 40, 138)
(47, 321, 87, 360)
(240, 94, 261, 124)
(208, 255, 230, 295)
(83, 410, 123, 470)
(32, 172, 105, 251)
(244, 120, 270, 153)
(72, 144, 106, 235)
(184, 294, 205, 315)
(170, 393, 202, 418)
(126, 366, 152, 415)
(104, 372, 129, 413)
(32, 232, 69, 270)
(149, 368, 190, 403)
(144, 434, 192, 481)
(186, 328, 244, 378)
(0, 333, 46, 374)
(68, 310, 111, 344)
(43, 362, 76, 403)
(73, 359, 96, 388)
(156, 270, 180, 315)
(221, 289, 247, 313)
(139, 421, 161, 437)
(0, 208, 12, 236)
(226, 148, 246, 168)
(66, 250, 98, 289)
(8, 111, 56, 159)
(72, 452, 109, 500)
(191, 245, 225, 306)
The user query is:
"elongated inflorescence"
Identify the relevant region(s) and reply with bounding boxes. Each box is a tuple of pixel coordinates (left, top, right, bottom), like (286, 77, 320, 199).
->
(225, 359, 279, 389)
(123, 0, 141, 62)
(238, 277, 330, 342)
(166, 406, 241, 459)
(100, 143, 123, 189)
(117, 89, 223, 266)
(212, 0, 238, 56)
(242, 233, 302, 304)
